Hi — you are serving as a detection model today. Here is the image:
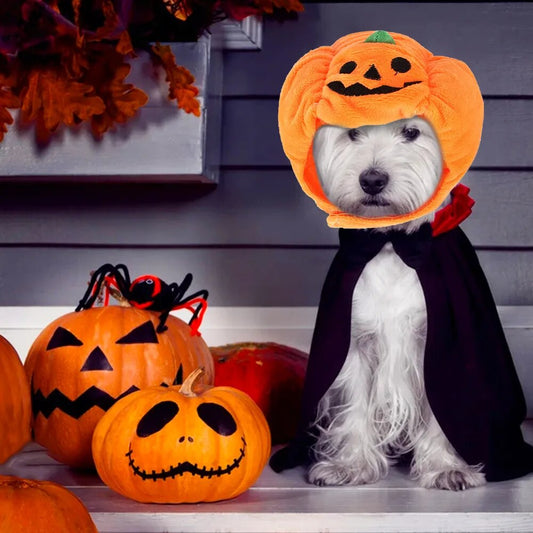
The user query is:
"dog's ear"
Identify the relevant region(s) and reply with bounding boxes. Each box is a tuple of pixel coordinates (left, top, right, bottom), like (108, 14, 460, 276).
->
(278, 46, 335, 206)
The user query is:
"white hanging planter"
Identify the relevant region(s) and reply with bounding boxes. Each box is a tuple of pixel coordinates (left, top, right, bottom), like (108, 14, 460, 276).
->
(0, 36, 222, 183)
(0, 15, 264, 183)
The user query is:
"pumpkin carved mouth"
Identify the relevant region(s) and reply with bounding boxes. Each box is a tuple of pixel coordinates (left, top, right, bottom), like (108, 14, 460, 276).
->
(327, 79, 422, 97)
(31, 366, 184, 419)
(125, 437, 247, 480)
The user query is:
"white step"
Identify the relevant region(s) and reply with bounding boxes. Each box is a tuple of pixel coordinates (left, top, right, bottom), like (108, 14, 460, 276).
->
(1, 422, 532, 533)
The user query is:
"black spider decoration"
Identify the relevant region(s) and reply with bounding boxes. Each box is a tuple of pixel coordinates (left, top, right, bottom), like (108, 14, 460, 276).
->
(76, 263, 208, 334)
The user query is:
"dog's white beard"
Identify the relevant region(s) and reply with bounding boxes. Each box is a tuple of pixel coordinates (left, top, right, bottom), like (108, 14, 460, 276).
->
(313, 116, 443, 232)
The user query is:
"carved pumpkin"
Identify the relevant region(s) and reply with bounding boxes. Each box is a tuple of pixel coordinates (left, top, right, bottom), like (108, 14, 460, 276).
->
(0, 475, 97, 532)
(92, 368, 271, 503)
(24, 306, 214, 468)
(212, 342, 308, 444)
(0, 337, 31, 463)
(279, 30, 484, 229)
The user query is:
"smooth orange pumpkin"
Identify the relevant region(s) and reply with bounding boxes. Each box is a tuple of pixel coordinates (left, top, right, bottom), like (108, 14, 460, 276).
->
(25, 306, 214, 468)
(279, 30, 484, 229)
(0, 475, 97, 532)
(0, 336, 31, 464)
(212, 342, 308, 444)
(92, 368, 271, 503)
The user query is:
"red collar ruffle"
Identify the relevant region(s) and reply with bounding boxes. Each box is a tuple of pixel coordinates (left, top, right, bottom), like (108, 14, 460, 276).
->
(432, 184, 475, 237)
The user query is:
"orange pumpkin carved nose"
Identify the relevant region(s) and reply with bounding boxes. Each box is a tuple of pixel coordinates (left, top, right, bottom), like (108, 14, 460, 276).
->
(81, 347, 113, 372)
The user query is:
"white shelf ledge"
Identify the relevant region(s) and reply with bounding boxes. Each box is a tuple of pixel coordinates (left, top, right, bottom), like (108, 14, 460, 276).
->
(1, 424, 533, 533)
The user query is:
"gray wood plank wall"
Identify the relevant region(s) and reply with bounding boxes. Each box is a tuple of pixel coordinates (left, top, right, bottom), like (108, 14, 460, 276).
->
(0, 2, 531, 309)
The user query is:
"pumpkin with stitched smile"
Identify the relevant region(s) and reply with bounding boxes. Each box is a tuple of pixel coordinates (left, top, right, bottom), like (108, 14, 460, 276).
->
(279, 30, 484, 229)
(24, 306, 214, 468)
(92, 369, 271, 503)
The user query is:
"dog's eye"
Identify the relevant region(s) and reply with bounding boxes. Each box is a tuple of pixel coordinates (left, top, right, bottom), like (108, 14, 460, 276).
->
(401, 126, 420, 142)
(348, 129, 360, 141)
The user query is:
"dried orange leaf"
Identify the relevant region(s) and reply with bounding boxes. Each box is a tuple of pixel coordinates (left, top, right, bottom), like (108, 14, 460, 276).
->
(0, 73, 19, 140)
(47, 0, 61, 12)
(85, 58, 148, 138)
(163, 0, 193, 21)
(20, 69, 105, 135)
(253, 0, 304, 14)
(71, 0, 83, 45)
(0, 100, 17, 142)
(60, 39, 90, 78)
(116, 31, 134, 56)
(152, 43, 200, 117)
(94, 0, 122, 41)
(72, 0, 82, 24)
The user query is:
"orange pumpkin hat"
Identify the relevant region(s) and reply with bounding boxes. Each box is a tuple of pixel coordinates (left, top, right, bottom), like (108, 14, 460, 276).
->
(279, 30, 484, 229)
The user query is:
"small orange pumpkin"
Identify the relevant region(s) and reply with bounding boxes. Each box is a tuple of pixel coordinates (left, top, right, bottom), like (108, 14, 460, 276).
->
(0, 336, 31, 464)
(25, 306, 214, 468)
(0, 475, 97, 532)
(92, 368, 271, 503)
(279, 30, 484, 229)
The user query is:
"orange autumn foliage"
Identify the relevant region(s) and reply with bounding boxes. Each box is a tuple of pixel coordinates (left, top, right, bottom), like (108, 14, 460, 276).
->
(116, 31, 135, 56)
(20, 69, 105, 142)
(87, 58, 148, 139)
(0, 0, 304, 144)
(253, 0, 304, 15)
(0, 76, 18, 143)
(163, 0, 193, 21)
(152, 43, 201, 117)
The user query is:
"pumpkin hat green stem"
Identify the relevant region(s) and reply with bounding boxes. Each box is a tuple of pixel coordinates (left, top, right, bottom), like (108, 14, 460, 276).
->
(364, 30, 396, 44)
(179, 367, 205, 397)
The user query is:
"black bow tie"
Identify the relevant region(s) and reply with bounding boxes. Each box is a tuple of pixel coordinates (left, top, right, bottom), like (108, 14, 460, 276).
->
(338, 223, 433, 270)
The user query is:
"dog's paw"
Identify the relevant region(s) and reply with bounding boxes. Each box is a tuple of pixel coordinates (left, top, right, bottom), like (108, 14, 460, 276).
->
(418, 469, 486, 491)
(307, 461, 382, 487)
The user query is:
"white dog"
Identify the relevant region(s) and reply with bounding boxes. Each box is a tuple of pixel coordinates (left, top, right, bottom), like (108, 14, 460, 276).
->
(309, 116, 486, 490)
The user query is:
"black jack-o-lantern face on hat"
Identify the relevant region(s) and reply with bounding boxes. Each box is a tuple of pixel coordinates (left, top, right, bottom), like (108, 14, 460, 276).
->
(24, 306, 213, 468)
(92, 372, 272, 503)
(327, 32, 425, 98)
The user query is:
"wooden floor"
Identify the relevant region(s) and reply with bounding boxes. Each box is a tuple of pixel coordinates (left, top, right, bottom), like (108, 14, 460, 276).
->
(2, 423, 533, 533)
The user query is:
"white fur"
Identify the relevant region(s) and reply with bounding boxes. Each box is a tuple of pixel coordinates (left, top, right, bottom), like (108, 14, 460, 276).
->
(313, 116, 443, 232)
(309, 117, 486, 490)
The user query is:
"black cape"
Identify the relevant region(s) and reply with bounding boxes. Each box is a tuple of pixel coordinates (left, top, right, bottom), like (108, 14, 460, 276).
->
(270, 223, 533, 481)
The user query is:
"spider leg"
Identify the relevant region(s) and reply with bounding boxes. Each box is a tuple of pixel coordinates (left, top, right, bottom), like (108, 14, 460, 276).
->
(114, 264, 132, 286)
(156, 309, 171, 333)
(152, 282, 186, 332)
(110, 264, 132, 300)
(175, 273, 193, 301)
(153, 274, 207, 333)
(75, 264, 117, 311)
(175, 290, 209, 326)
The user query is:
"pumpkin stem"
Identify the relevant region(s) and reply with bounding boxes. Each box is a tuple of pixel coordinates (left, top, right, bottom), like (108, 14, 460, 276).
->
(179, 367, 205, 397)
(107, 285, 131, 307)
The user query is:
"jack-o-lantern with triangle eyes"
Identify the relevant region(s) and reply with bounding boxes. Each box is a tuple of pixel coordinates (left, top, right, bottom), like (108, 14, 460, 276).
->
(92, 369, 271, 503)
(25, 306, 214, 469)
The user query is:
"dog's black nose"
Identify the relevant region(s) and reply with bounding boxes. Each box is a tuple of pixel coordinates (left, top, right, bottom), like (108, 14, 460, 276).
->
(359, 169, 389, 195)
